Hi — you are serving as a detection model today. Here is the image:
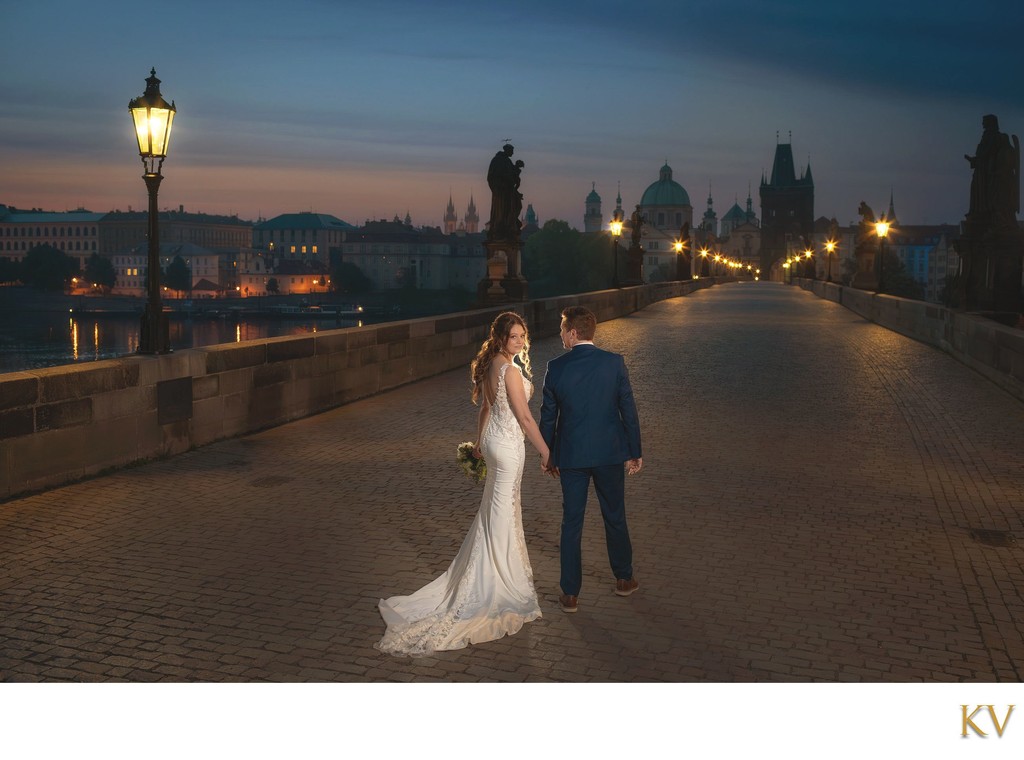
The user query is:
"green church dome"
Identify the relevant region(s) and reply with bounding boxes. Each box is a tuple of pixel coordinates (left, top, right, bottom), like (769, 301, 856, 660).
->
(722, 202, 745, 221)
(640, 163, 690, 207)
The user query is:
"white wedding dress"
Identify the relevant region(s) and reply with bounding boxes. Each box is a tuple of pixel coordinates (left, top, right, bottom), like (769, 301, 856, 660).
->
(376, 362, 542, 657)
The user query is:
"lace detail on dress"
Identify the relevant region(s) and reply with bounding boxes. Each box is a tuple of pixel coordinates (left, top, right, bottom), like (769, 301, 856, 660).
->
(483, 362, 532, 444)
(375, 514, 486, 658)
(375, 359, 541, 658)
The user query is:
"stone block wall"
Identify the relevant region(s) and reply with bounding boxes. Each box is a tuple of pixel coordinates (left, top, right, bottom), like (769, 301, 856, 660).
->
(0, 279, 718, 500)
(795, 278, 1024, 403)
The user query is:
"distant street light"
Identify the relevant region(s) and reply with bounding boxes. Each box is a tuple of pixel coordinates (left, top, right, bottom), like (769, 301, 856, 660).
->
(673, 239, 687, 281)
(698, 247, 710, 278)
(824, 239, 837, 282)
(130, 68, 176, 354)
(803, 246, 815, 280)
(609, 219, 623, 288)
(874, 220, 891, 293)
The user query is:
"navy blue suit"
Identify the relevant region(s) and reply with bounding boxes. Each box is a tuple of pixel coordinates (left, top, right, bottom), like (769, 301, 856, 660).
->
(539, 343, 642, 596)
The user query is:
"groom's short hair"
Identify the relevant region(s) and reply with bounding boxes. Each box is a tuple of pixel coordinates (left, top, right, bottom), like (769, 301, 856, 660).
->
(561, 306, 596, 341)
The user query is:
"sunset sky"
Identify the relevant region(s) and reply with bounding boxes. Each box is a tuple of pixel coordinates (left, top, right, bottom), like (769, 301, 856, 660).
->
(2, 0, 1022, 230)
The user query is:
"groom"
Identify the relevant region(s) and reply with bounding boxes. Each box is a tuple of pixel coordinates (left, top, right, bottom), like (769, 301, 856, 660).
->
(539, 306, 643, 613)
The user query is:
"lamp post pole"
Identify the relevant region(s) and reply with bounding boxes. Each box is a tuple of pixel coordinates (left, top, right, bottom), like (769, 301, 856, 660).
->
(874, 220, 890, 294)
(130, 68, 176, 354)
(610, 219, 622, 288)
(825, 240, 836, 283)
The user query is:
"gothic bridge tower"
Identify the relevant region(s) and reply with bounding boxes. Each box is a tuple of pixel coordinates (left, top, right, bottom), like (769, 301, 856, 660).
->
(759, 136, 814, 278)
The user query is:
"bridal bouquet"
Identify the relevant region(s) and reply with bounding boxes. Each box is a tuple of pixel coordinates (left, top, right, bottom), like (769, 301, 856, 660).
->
(456, 441, 487, 483)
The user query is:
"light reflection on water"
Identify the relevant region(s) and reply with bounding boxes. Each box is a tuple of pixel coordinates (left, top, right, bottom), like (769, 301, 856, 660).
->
(0, 313, 365, 375)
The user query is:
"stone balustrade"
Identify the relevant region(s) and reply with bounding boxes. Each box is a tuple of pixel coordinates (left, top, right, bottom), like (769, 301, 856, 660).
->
(794, 278, 1024, 402)
(0, 279, 718, 500)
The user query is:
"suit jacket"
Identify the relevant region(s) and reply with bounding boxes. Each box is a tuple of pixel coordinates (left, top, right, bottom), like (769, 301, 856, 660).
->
(539, 344, 642, 469)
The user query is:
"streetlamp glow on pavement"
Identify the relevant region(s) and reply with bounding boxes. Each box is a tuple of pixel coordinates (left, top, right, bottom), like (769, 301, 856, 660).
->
(129, 68, 176, 354)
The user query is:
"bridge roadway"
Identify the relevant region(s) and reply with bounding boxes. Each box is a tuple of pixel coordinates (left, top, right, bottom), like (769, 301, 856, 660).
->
(2, 281, 1023, 683)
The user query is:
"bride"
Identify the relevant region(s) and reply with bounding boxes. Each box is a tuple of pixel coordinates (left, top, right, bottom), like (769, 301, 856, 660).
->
(376, 312, 551, 657)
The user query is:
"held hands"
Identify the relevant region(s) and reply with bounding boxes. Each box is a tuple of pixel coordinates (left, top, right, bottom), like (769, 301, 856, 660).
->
(540, 453, 559, 478)
(626, 458, 643, 476)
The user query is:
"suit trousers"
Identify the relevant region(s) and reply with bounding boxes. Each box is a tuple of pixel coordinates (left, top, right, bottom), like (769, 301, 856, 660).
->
(558, 464, 633, 596)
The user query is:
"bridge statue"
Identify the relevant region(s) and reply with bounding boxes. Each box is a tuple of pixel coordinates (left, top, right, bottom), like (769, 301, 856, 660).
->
(622, 205, 645, 285)
(486, 143, 525, 243)
(851, 201, 880, 290)
(478, 143, 528, 304)
(955, 115, 1023, 318)
(965, 114, 1020, 226)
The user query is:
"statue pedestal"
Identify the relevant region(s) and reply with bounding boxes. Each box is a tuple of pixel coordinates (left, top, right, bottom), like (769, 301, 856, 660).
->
(477, 240, 528, 305)
(622, 244, 644, 286)
(957, 221, 1024, 315)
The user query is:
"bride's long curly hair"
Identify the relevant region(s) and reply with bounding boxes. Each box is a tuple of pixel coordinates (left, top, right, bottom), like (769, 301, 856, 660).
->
(470, 311, 532, 405)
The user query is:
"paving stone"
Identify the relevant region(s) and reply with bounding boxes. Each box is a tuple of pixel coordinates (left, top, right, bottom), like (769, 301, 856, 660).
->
(1, 283, 1023, 682)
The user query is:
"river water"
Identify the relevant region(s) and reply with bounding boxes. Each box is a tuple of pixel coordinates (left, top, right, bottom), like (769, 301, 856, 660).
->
(0, 310, 367, 375)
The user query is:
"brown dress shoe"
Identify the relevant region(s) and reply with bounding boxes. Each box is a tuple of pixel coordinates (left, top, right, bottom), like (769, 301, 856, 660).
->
(614, 577, 639, 596)
(559, 594, 579, 613)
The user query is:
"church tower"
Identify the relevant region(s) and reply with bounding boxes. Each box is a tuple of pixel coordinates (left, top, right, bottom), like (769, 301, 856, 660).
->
(759, 135, 814, 277)
(464, 194, 479, 233)
(443, 193, 458, 234)
(885, 188, 898, 226)
(584, 183, 603, 233)
(701, 184, 718, 236)
(613, 182, 625, 223)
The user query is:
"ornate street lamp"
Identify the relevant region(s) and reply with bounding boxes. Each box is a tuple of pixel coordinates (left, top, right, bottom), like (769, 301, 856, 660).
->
(698, 247, 710, 278)
(129, 68, 176, 354)
(824, 240, 837, 282)
(673, 239, 687, 280)
(874, 219, 891, 293)
(609, 219, 623, 288)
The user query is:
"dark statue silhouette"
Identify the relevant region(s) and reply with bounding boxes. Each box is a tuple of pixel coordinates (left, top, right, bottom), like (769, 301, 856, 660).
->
(965, 114, 1021, 226)
(956, 114, 1023, 318)
(486, 144, 524, 242)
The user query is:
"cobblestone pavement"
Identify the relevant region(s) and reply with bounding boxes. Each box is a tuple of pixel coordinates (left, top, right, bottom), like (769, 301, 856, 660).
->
(2, 282, 1023, 682)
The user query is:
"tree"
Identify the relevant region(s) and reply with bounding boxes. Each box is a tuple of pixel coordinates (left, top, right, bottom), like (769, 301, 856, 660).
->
(522, 219, 608, 297)
(0, 256, 22, 284)
(20, 245, 79, 291)
(266, 277, 280, 294)
(880, 251, 924, 300)
(83, 253, 116, 291)
(164, 255, 190, 295)
(330, 261, 373, 295)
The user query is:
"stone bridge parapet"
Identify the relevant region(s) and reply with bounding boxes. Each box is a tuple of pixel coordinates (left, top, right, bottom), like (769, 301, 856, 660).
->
(0, 279, 719, 500)
(794, 278, 1024, 402)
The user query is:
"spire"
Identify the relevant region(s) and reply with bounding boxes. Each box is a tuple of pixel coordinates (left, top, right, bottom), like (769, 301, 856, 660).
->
(768, 143, 797, 186)
(706, 181, 713, 209)
(887, 187, 897, 225)
(444, 190, 458, 234)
